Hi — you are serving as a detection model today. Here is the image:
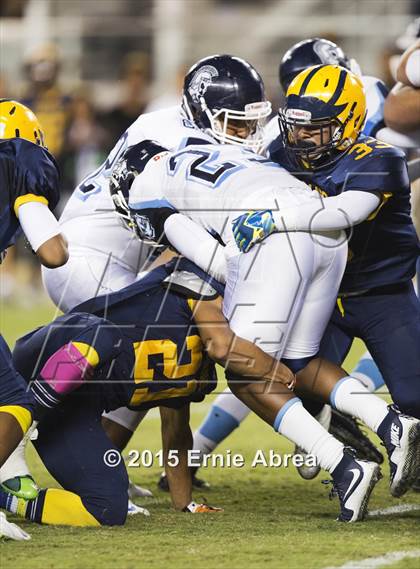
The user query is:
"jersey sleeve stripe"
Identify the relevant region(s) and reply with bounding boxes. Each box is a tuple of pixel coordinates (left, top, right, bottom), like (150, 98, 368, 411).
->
(14, 194, 49, 217)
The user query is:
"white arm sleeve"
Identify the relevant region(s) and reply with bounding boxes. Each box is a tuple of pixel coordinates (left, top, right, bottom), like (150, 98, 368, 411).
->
(164, 213, 227, 283)
(18, 201, 61, 252)
(405, 50, 420, 87)
(273, 191, 381, 232)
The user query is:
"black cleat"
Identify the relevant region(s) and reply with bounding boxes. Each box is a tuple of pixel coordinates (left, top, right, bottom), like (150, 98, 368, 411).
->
(329, 409, 384, 464)
(158, 472, 210, 492)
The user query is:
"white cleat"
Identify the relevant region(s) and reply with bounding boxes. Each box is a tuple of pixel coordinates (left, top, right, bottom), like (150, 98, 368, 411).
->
(0, 512, 31, 541)
(128, 480, 153, 499)
(127, 500, 150, 517)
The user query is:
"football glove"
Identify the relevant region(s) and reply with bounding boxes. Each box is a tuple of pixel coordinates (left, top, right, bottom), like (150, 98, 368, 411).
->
(232, 210, 277, 253)
(182, 501, 223, 513)
(128, 202, 178, 246)
(0, 512, 30, 541)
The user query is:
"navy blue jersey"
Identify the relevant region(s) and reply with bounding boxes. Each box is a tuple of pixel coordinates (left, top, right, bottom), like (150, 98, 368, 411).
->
(14, 260, 219, 412)
(0, 138, 60, 254)
(269, 135, 419, 293)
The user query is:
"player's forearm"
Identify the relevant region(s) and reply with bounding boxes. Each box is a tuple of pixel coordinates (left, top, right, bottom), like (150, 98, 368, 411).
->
(164, 213, 227, 283)
(219, 334, 295, 387)
(18, 201, 68, 267)
(272, 191, 380, 232)
(384, 83, 420, 133)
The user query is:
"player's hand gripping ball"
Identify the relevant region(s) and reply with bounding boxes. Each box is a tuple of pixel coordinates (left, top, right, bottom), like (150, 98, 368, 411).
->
(232, 210, 277, 253)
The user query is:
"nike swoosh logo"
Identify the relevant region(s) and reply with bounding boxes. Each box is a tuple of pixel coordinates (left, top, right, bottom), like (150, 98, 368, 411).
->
(344, 468, 362, 501)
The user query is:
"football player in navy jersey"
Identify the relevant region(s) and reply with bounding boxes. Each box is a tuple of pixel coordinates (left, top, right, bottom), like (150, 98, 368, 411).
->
(233, 65, 420, 425)
(0, 99, 68, 539)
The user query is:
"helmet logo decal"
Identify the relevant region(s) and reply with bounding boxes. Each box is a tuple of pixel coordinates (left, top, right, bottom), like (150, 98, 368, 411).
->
(313, 40, 341, 65)
(188, 65, 219, 103)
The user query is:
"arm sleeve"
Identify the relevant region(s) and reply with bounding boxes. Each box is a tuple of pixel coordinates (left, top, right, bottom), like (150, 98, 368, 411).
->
(273, 191, 381, 232)
(18, 201, 61, 252)
(405, 50, 420, 87)
(164, 214, 227, 283)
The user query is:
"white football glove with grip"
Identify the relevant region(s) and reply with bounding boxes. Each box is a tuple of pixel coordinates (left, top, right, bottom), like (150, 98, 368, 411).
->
(0, 512, 31, 541)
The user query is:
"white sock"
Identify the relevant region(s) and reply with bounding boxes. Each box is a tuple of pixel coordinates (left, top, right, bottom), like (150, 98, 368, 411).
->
(0, 439, 30, 483)
(275, 398, 344, 472)
(330, 376, 388, 432)
(192, 431, 218, 456)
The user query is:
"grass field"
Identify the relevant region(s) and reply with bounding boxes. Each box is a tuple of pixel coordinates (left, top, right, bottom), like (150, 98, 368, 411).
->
(1, 298, 419, 569)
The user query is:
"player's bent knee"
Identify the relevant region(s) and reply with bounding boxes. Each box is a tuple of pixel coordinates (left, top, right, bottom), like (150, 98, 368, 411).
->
(83, 493, 128, 526)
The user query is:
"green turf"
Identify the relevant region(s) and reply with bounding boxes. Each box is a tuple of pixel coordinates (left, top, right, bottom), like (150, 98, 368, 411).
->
(1, 301, 419, 569)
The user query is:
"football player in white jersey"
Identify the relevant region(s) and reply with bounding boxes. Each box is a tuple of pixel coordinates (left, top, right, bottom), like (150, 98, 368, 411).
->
(118, 128, 420, 517)
(36, 55, 272, 502)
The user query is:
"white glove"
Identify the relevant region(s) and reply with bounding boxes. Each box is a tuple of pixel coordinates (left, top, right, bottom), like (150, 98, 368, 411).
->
(0, 512, 31, 541)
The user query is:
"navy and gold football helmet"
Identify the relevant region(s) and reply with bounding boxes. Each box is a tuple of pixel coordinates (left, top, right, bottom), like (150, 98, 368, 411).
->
(279, 38, 361, 94)
(0, 99, 46, 147)
(182, 54, 271, 153)
(279, 64, 366, 169)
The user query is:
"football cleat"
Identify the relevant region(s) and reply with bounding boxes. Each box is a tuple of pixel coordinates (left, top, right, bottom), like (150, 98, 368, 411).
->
(158, 472, 210, 492)
(329, 409, 384, 464)
(0, 512, 31, 541)
(0, 475, 39, 501)
(127, 499, 150, 517)
(128, 480, 153, 499)
(377, 405, 420, 497)
(328, 448, 382, 522)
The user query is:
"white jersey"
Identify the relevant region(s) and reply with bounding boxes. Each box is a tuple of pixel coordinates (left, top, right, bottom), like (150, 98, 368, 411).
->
(59, 106, 213, 268)
(129, 143, 316, 245)
(43, 105, 213, 311)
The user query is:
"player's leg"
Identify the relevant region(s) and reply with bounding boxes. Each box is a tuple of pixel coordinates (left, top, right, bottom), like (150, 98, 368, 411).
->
(101, 407, 153, 499)
(0, 333, 38, 505)
(0, 334, 34, 467)
(192, 388, 251, 463)
(228, 378, 380, 523)
(0, 392, 129, 526)
(356, 283, 420, 496)
(351, 351, 385, 393)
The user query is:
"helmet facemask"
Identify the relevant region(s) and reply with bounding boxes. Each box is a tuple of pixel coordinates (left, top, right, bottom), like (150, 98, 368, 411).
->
(183, 94, 271, 153)
(279, 105, 360, 169)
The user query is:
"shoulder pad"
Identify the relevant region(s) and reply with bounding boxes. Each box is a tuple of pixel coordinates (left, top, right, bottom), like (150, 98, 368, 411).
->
(162, 270, 219, 300)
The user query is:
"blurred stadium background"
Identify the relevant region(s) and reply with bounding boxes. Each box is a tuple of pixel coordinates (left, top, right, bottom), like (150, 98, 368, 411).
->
(0, 0, 419, 309)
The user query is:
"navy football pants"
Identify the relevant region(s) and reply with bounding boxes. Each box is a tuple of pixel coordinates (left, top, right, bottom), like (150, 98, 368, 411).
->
(319, 281, 420, 418)
(0, 333, 35, 414)
(33, 387, 129, 526)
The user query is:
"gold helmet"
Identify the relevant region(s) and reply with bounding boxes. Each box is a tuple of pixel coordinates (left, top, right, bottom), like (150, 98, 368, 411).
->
(278, 64, 366, 168)
(0, 99, 46, 147)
